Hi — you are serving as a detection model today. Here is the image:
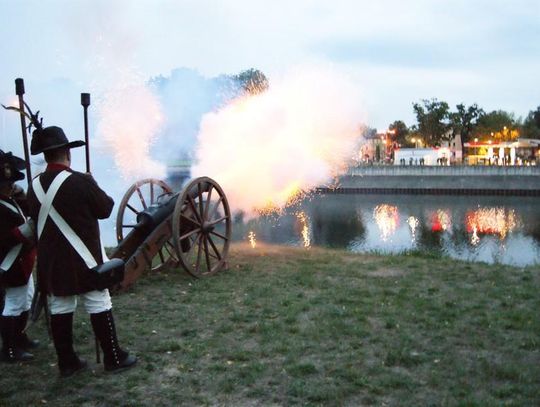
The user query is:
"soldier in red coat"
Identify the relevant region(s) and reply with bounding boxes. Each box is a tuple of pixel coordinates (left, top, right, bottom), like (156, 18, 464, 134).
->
(0, 150, 39, 362)
(27, 126, 136, 377)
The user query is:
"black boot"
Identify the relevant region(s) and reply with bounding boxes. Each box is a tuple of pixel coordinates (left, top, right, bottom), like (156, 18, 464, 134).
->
(50, 313, 87, 377)
(90, 310, 137, 372)
(0, 315, 34, 362)
(17, 311, 40, 350)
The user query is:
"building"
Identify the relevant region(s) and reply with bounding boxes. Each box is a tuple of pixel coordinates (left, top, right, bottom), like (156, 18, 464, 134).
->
(393, 147, 452, 166)
(463, 138, 540, 165)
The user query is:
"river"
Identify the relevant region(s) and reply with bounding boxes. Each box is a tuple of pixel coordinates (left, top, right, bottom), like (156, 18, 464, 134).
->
(234, 194, 540, 267)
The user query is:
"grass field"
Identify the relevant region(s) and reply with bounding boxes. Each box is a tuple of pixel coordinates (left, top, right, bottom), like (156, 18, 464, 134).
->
(1, 243, 539, 406)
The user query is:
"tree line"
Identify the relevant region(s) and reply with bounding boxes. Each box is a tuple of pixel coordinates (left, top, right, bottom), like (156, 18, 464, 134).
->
(377, 99, 540, 149)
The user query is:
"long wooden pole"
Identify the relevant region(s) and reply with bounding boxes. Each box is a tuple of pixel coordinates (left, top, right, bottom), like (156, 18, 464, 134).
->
(15, 78, 32, 184)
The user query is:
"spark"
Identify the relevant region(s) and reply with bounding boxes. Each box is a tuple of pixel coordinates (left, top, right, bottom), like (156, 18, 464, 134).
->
(296, 211, 311, 248)
(248, 231, 257, 249)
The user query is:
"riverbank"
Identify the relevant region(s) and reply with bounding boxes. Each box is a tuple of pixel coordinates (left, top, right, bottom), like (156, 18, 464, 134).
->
(324, 165, 540, 196)
(1, 243, 538, 405)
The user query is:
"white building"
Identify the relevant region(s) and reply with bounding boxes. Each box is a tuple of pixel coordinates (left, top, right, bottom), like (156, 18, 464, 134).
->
(394, 147, 452, 166)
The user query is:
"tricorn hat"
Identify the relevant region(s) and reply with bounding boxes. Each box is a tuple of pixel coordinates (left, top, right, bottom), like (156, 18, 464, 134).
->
(0, 150, 25, 184)
(30, 126, 85, 155)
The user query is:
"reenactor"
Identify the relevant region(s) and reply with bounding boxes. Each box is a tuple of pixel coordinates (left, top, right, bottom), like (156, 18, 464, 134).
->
(0, 150, 38, 362)
(27, 126, 136, 377)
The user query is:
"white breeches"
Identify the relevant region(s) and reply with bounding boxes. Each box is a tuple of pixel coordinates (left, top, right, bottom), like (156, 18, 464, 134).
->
(2, 274, 35, 316)
(49, 289, 112, 315)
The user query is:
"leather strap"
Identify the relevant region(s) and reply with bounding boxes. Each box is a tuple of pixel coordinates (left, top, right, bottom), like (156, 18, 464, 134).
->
(0, 199, 24, 217)
(0, 198, 25, 273)
(32, 171, 98, 269)
(0, 243, 23, 273)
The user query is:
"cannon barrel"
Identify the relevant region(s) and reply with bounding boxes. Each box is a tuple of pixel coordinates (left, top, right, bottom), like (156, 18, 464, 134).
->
(136, 192, 178, 232)
(110, 192, 179, 264)
(134, 184, 202, 232)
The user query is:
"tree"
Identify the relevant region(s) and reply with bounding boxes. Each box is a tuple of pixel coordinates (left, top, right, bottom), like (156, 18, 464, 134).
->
(472, 110, 517, 141)
(359, 125, 377, 139)
(234, 69, 269, 95)
(388, 120, 410, 146)
(521, 106, 540, 139)
(449, 103, 484, 145)
(412, 99, 451, 146)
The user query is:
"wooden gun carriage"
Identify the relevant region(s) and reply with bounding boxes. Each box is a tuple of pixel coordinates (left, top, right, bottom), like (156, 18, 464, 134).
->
(110, 176, 232, 289)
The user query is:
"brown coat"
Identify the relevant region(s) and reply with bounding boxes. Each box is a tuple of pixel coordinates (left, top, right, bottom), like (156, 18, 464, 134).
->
(27, 164, 114, 296)
(0, 193, 35, 287)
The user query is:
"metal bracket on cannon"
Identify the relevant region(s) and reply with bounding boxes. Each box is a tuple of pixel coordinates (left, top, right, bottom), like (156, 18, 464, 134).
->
(110, 177, 232, 289)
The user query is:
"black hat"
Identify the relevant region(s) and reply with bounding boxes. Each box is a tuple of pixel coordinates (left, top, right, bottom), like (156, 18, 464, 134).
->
(0, 150, 25, 184)
(30, 126, 85, 155)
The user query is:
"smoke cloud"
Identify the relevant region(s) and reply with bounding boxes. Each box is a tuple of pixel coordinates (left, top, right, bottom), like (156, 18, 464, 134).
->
(191, 66, 365, 216)
(96, 81, 166, 181)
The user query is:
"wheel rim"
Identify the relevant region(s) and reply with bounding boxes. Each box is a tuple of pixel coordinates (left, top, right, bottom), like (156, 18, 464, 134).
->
(172, 177, 231, 277)
(116, 178, 178, 271)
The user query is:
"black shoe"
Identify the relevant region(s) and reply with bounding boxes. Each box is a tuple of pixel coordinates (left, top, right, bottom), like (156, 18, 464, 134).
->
(90, 310, 137, 373)
(1, 346, 34, 362)
(18, 311, 40, 350)
(59, 356, 88, 378)
(19, 335, 40, 350)
(105, 353, 137, 372)
(1, 316, 34, 363)
(50, 313, 86, 377)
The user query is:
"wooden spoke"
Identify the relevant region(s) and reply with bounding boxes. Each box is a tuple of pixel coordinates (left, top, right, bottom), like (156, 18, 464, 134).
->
(203, 235, 211, 272)
(180, 212, 201, 228)
(179, 228, 201, 241)
(208, 216, 229, 226)
(126, 203, 139, 214)
(210, 230, 229, 241)
(208, 195, 224, 221)
(162, 242, 174, 258)
(135, 187, 147, 210)
(195, 234, 203, 272)
(187, 195, 203, 224)
(203, 185, 213, 220)
(197, 183, 204, 221)
(207, 235, 222, 260)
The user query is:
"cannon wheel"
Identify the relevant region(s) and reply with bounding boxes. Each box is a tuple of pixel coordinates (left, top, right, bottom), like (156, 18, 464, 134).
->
(116, 178, 178, 271)
(172, 177, 231, 277)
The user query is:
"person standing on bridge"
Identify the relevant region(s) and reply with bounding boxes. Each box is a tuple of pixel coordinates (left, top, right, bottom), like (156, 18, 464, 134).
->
(0, 150, 39, 362)
(27, 126, 136, 377)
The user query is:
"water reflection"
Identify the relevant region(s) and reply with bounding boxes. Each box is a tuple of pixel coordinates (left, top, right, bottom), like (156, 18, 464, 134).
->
(373, 204, 399, 241)
(407, 216, 419, 242)
(465, 207, 518, 239)
(235, 194, 540, 266)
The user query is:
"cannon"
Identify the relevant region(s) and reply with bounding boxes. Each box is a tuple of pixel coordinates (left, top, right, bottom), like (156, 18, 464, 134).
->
(110, 176, 232, 289)
(2, 80, 230, 292)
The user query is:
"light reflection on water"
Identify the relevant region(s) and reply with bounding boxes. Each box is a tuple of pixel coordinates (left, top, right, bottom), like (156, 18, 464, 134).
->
(235, 194, 540, 267)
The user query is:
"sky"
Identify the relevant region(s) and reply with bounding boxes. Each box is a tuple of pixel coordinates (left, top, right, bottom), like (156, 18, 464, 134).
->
(1, 0, 538, 133)
(0, 0, 538, 245)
